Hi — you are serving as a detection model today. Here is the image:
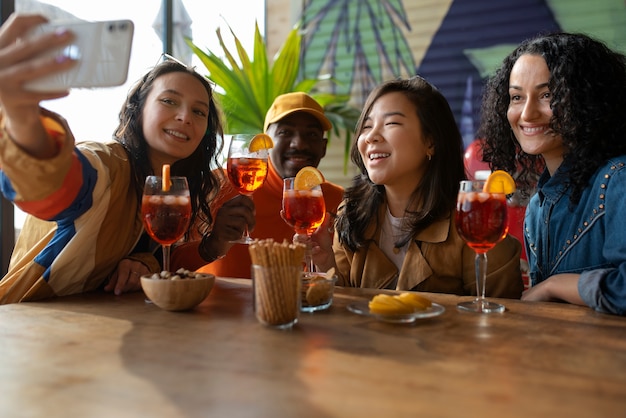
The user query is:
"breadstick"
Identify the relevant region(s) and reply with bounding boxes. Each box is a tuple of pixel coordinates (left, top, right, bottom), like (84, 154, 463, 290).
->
(248, 239, 305, 325)
(250, 243, 279, 325)
(261, 240, 287, 324)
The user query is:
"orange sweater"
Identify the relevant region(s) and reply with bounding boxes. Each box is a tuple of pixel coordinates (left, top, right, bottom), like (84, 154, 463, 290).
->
(198, 160, 344, 278)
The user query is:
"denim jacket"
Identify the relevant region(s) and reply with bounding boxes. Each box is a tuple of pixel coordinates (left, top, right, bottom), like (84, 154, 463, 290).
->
(525, 156, 626, 315)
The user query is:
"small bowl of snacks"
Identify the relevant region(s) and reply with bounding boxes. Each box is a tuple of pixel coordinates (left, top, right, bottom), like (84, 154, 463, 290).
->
(301, 269, 337, 312)
(141, 269, 215, 311)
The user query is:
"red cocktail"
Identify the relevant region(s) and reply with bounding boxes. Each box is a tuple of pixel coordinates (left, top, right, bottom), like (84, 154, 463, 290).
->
(142, 194, 192, 245)
(226, 134, 270, 244)
(227, 157, 268, 196)
(282, 177, 325, 273)
(455, 180, 509, 313)
(141, 176, 191, 272)
(282, 188, 326, 235)
(456, 191, 508, 253)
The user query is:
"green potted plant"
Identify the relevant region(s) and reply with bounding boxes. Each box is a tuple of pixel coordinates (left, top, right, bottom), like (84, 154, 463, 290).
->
(186, 22, 360, 170)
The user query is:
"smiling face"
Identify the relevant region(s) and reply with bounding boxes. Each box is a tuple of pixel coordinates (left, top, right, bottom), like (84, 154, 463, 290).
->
(141, 71, 210, 172)
(267, 112, 327, 179)
(357, 91, 434, 195)
(507, 54, 565, 174)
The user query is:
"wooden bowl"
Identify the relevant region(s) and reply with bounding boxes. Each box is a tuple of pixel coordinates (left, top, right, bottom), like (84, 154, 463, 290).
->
(141, 273, 215, 311)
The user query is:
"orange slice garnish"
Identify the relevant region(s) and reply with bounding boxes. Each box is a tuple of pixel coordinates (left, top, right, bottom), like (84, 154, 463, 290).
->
(248, 133, 274, 152)
(162, 164, 171, 192)
(294, 166, 325, 190)
(483, 170, 516, 194)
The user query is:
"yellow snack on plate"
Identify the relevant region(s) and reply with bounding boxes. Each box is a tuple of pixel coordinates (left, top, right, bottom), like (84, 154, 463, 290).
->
(396, 292, 432, 310)
(368, 292, 432, 315)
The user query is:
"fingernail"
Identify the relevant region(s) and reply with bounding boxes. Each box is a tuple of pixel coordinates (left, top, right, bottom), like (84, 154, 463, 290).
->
(55, 54, 72, 64)
(54, 28, 70, 37)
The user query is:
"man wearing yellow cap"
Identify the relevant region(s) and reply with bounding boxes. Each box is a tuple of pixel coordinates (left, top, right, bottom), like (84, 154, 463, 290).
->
(196, 92, 344, 278)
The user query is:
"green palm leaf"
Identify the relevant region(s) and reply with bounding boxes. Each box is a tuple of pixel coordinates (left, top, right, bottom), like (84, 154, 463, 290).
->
(186, 20, 360, 171)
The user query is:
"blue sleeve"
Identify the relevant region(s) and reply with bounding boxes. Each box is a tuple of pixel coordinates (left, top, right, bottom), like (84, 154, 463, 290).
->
(579, 167, 626, 315)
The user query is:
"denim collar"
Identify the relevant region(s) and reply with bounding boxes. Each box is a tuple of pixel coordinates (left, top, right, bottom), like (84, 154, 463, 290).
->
(536, 161, 571, 206)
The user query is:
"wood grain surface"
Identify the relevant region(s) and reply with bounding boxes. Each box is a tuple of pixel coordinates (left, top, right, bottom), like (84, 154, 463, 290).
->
(1, 277, 624, 418)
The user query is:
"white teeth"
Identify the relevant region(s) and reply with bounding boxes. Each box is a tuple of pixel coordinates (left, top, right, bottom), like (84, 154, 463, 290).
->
(166, 129, 188, 140)
(521, 126, 549, 134)
(369, 153, 390, 160)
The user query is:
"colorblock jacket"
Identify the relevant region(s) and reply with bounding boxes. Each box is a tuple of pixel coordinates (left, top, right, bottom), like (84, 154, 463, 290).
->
(0, 110, 201, 303)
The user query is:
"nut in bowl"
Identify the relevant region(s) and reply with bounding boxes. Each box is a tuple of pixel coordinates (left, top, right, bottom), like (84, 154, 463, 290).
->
(140, 269, 215, 311)
(301, 271, 337, 312)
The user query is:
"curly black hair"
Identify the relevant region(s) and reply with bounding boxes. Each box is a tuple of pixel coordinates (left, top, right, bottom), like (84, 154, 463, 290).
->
(114, 59, 224, 239)
(336, 76, 465, 251)
(480, 32, 626, 204)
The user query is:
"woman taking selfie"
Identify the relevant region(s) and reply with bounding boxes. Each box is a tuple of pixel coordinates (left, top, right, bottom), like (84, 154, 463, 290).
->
(0, 14, 253, 303)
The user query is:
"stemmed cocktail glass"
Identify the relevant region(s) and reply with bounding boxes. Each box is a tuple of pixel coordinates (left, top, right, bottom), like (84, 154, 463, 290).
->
(282, 177, 326, 273)
(455, 180, 509, 313)
(141, 174, 191, 272)
(226, 134, 269, 244)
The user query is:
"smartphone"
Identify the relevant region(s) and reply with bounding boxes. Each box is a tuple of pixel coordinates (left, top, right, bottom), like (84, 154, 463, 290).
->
(24, 19, 134, 92)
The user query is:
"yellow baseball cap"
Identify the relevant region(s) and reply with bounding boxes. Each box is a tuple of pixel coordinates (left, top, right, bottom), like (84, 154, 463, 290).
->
(263, 92, 332, 132)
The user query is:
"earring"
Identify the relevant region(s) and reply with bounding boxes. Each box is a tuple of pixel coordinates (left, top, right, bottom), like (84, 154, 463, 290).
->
(427, 154, 432, 161)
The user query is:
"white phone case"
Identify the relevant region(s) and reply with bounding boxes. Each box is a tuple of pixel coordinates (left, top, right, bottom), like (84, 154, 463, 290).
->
(24, 19, 134, 92)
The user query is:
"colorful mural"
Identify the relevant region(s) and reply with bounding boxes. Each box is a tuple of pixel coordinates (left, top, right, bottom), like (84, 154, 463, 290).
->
(300, 0, 626, 149)
(301, 0, 416, 103)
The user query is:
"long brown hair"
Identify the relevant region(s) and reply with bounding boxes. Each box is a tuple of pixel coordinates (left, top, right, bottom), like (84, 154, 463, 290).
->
(337, 76, 465, 251)
(480, 32, 626, 204)
(114, 59, 224, 238)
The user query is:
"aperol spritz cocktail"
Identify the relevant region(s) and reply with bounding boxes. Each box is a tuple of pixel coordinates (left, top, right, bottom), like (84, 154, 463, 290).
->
(455, 180, 508, 313)
(142, 176, 191, 272)
(282, 177, 325, 273)
(282, 186, 326, 235)
(227, 156, 268, 195)
(226, 134, 270, 244)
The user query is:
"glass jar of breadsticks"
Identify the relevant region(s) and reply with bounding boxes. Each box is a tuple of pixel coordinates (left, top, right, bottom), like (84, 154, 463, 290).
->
(249, 239, 306, 329)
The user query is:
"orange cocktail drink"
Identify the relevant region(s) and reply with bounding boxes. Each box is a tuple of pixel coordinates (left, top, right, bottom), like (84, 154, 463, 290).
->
(454, 173, 515, 314)
(455, 190, 508, 254)
(142, 194, 192, 245)
(227, 157, 268, 196)
(282, 188, 326, 235)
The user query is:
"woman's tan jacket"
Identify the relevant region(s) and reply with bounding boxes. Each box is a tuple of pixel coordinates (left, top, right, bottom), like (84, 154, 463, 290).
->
(333, 203, 523, 298)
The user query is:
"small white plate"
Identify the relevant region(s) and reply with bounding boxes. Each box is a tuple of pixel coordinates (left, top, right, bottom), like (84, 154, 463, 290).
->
(347, 300, 445, 323)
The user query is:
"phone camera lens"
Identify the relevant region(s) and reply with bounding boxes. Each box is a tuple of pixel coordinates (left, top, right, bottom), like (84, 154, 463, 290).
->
(108, 24, 115, 32)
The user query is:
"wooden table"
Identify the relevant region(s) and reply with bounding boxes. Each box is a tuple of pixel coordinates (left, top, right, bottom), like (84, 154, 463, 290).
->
(1, 277, 625, 418)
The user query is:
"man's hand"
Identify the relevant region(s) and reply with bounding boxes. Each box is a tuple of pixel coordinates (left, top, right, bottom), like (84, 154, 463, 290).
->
(201, 194, 255, 260)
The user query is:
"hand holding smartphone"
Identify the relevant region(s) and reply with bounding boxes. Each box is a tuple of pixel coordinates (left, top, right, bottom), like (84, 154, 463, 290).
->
(24, 19, 134, 92)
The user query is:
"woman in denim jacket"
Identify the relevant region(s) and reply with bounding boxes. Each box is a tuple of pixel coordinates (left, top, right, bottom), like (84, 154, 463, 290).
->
(480, 32, 626, 315)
